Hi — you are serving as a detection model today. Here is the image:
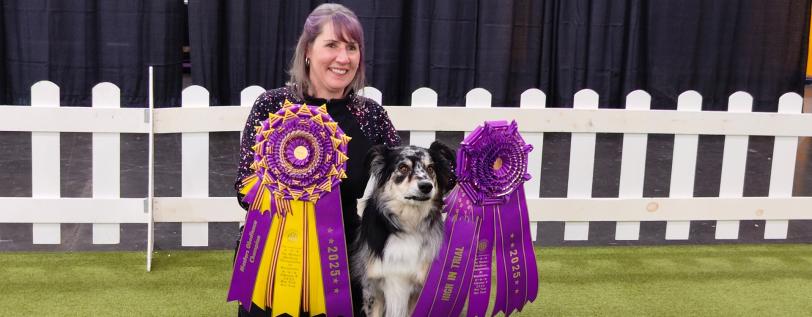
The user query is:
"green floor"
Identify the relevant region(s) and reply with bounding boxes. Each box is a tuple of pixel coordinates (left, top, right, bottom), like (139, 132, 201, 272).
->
(1, 244, 810, 316)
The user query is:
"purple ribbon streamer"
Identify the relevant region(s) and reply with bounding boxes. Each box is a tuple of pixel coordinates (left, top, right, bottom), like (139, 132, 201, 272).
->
(413, 188, 478, 316)
(491, 187, 537, 316)
(449, 216, 480, 317)
(492, 206, 508, 316)
(465, 205, 493, 317)
(518, 187, 538, 303)
(314, 189, 353, 317)
(227, 206, 274, 312)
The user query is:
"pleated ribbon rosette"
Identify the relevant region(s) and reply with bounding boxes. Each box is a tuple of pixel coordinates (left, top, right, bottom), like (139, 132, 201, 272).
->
(228, 100, 354, 317)
(413, 120, 538, 317)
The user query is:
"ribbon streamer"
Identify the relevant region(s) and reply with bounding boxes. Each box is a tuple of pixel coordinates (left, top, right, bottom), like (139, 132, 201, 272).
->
(228, 100, 353, 317)
(413, 120, 539, 317)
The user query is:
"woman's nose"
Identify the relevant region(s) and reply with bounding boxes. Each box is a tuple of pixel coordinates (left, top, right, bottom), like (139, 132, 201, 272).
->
(335, 48, 350, 63)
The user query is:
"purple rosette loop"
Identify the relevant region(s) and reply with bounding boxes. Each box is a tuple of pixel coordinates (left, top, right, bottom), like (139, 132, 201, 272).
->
(228, 101, 353, 316)
(414, 120, 539, 317)
(457, 121, 533, 206)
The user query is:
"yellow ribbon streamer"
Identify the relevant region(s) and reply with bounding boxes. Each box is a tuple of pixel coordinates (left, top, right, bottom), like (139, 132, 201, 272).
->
(245, 197, 330, 315)
(251, 211, 283, 309)
(271, 201, 305, 317)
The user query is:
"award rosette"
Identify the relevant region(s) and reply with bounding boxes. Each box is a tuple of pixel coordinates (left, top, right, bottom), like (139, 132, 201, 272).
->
(228, 100, 354, 317)
(413, 120, 538, 317)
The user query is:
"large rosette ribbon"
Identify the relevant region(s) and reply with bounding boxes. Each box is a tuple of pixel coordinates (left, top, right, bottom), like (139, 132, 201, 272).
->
(413, 120, 538, 317)
(227, 100, 354, 317)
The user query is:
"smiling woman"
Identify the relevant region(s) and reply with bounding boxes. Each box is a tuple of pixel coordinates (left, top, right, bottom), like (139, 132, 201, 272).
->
(233, 3, 401, 317)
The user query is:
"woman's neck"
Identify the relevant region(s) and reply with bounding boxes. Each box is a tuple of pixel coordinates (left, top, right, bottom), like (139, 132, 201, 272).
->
(308, 87, 346, 101)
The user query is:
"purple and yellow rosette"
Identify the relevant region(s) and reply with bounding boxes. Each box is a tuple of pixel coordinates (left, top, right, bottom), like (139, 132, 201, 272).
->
(414, 120, 538, 317)
(227, 100, 354, 317)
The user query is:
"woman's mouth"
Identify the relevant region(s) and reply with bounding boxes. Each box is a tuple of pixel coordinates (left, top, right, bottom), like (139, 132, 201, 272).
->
(329, 67, 348, 75)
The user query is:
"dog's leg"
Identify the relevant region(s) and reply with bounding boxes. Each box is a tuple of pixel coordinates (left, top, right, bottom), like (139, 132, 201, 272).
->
(362, 278, 386, 317)
(382, 277, 412, 317)
(370, 286, 385, 317)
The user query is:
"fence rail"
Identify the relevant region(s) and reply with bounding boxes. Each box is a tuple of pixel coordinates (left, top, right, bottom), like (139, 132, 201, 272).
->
(1, 80, 810, 255)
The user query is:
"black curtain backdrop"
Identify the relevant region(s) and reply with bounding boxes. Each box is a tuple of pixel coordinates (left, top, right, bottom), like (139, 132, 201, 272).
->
(0, 0, 185, 108)
(189, 0, 810, 111)
(187, 0, 317, 107)
(1, 1, 809, 110)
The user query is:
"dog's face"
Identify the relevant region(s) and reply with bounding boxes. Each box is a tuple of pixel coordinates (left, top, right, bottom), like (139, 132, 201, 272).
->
(365, 142, 456, 208)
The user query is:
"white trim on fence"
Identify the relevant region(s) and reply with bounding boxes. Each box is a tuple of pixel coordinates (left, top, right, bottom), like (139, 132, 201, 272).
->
(0, 198, 148, 223)
(4, 196, 812, 224)
(3, 81, 812, 254)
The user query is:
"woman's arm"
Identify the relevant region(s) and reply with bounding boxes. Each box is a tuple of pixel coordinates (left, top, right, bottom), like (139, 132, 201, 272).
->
(234, 90, 283, 211)
(363, 99, 401, 147)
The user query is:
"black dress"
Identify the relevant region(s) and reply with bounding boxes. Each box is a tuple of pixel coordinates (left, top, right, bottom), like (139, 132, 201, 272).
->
(234, 86, 401, 317)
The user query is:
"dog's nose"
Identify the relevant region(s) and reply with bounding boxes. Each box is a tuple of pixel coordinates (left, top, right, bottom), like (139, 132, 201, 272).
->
(418, 182, 433, 194)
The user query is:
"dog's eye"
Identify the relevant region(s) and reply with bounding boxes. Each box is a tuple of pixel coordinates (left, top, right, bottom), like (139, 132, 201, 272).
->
(426, 165, 435, 177)
(398, 164, 410, 174)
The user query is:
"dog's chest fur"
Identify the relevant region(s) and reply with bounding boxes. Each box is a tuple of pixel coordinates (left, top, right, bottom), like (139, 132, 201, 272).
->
(361, 201, 443, 283)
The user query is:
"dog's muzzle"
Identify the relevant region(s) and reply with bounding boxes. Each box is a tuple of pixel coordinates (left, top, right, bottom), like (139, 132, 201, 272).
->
(406, 181, 433, 201)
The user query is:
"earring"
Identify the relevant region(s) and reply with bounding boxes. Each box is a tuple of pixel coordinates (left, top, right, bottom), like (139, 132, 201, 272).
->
(305, 58, 310, 67)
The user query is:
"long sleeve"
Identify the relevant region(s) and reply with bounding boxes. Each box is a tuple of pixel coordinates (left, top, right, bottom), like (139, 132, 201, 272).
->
(375, 105, 401, 147)
(349, 98, 401, 147)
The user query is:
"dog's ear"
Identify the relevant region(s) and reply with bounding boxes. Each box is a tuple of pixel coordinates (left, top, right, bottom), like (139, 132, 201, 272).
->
(429, 141, 457, 194)
(364, 145, 389, 183)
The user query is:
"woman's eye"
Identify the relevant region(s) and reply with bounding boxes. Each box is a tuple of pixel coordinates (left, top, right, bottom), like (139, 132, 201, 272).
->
(347, 44, 358, 51)
(326, 42, 337, 48)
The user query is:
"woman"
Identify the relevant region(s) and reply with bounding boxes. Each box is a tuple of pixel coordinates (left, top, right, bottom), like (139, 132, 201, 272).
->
(234, 3, 400, 316)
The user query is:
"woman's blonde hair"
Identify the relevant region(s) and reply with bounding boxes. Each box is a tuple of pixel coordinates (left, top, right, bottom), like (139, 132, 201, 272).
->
(287, 3, 365, 100)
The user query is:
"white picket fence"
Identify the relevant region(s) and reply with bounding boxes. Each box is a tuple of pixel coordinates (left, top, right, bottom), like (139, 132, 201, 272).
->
(2, 80, 812, 255)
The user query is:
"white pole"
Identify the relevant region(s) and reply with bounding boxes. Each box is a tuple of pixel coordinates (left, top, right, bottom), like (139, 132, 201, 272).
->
(147, 66, 155, 272)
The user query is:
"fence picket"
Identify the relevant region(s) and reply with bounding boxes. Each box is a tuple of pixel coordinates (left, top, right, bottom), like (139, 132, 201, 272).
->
(361, 86, 383, 105)
(765, 93, 802, 239)
(666, 91, 702, 240)
(241, 86, 266, 108)
(236, 85, 265, 228)
(716, 92, 752, 239)
(180, 86, 210, 246)
(410, 88, 438, 147)
(463, 88, 492, 138)
(616, 90, 651, 240)
(520, 89, 546, 241)
(91, 83, 122, 244)
(30, 81, 61, 244)
(565, 89, 599, 241)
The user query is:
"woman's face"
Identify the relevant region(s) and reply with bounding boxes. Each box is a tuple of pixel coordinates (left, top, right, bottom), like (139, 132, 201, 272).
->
(306, 21, 360, 99)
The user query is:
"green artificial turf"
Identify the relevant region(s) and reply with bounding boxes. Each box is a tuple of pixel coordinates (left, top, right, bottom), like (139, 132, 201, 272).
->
(1, 244, 810, 316)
